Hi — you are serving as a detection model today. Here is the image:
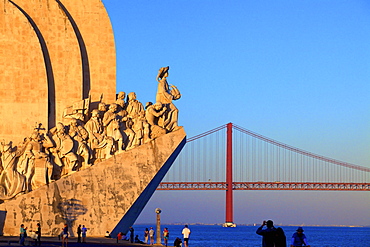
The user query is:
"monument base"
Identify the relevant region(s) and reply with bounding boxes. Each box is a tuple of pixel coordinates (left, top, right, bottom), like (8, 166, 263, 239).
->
(0, 128, 186, 237)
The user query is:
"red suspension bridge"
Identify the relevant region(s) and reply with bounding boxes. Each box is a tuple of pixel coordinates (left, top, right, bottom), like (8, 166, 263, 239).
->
(158, 123, 370, 226)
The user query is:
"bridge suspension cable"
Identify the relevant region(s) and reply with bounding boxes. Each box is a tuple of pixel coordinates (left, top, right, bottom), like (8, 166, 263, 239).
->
(161, 123, 370, 188)
(233, 124, 370, 172)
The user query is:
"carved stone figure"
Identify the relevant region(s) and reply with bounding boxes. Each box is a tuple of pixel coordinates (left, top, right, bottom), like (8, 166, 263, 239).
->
(68, 118, 91, 169)
(145, 102, 167, 139)
(103, 104, 124, 152)
(126, 92, 144, 119)
(85, 109, 114, 161)
(0, 141, 26, 200)
(116, 91, 126, 111)
(19, 128, 54, 190)
(123, 119, 135, 151)
(116, 92, 128, 127)
(50, 123, 78, 175)
(155, 66, 181, 132)
(132, 114, 146, 147)
(98, 102, 108, 119)
(143, 121, 151, 144)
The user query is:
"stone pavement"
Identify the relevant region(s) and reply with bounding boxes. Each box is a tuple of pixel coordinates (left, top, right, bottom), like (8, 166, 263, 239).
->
(0, 236, 173, 247)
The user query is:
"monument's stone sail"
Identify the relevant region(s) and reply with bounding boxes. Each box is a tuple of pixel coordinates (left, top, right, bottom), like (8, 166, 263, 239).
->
(0, 0, 185, 236)
(0, 0, 116, 142)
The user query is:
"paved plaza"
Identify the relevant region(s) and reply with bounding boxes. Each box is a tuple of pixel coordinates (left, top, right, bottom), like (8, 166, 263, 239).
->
(0, 236, 170, 247)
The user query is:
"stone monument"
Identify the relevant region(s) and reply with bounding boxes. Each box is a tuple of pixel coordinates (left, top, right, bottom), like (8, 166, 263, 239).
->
(0, 0, 185, 237)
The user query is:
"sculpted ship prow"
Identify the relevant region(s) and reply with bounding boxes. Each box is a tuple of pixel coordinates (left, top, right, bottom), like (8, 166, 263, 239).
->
(0, 65, 185, 236)
(0, 62, 184, 235)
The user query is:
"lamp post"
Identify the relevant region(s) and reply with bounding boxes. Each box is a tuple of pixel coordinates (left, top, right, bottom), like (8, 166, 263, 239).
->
(155, 208, 162, 245)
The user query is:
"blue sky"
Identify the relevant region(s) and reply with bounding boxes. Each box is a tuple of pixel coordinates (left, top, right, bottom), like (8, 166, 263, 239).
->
(101, 0, 370, 226)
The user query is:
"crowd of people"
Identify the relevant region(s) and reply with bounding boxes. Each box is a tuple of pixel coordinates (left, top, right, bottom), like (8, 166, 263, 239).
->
(17, 220, 310, 247)
(18, 222, 89, 246)
(118, 225, 189, 246)
(124, 222, 309, 247)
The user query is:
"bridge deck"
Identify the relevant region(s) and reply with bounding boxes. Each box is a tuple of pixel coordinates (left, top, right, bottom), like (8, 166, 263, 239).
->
(158, 182, 370, 191)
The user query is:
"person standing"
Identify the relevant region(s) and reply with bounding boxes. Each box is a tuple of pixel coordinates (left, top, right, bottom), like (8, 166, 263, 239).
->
(129, 226, 134, 243)
(275, 227, 287, 247)
(182, 225, 191, 247)
(290, 227, 310, 247)
(19, 224, 27, 246)
(62, 224, 68, 247)
(163, 227, 169, 247)
(256, 220, 277, 247)
(144, 228, 149, 244)
(149, 227, 155, 245)
(35, 223, 41, 246)
(77, 225, 81, 243)
(81, 225, 87, 243)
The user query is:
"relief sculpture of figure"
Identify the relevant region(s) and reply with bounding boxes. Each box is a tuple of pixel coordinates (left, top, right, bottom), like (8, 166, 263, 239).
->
(145, 102, 167, 139)
(68, 118, 91, 170)
(126, 92, 144, 119)
(19, 127, 54, 190)
(116, 92, 128, 130)
(122, 119, 135, 151)
(155, 66, 181, 132)
(50, 123, 78, 176)
(131, 114, 145, 147)
(0, 141, 26, 200)
(85, 109, 114, 162)
(98, 102, 108, 119)
(115, 91, 126, 111)
(103, 104, 124, 152)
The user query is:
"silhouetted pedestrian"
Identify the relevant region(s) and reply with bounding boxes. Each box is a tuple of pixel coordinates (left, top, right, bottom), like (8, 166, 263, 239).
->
(256, 220, 277, 247)
(129, 226, 134, 243)
(275, 227, 286, 247)
(77, 225, 81, 243)
(36, 223, 41, 246)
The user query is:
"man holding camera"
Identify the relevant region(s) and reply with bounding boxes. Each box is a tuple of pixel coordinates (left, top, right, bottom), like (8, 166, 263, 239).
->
(256, 220, 277, 247)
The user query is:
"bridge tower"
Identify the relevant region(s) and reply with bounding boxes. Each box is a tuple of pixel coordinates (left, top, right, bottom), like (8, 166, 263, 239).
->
(223, 123, 236, 227)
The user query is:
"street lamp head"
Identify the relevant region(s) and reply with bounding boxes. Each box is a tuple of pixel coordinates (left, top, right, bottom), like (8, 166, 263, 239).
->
(155, 208, 162, 214)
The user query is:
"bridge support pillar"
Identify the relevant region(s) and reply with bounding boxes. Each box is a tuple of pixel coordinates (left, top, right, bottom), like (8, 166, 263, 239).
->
(223, 123, 236, 227)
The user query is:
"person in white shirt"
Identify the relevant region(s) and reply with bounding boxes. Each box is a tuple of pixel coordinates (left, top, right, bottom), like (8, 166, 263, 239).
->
(149, 227, 155, 245)
(181, 225, 191, 247)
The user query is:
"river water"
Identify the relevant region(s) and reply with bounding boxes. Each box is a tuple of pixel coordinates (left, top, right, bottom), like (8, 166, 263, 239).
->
(132, 224, 370, 247)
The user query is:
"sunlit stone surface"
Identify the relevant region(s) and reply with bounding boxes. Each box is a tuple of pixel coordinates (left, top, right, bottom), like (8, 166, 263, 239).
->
(0, 0, 185, 236)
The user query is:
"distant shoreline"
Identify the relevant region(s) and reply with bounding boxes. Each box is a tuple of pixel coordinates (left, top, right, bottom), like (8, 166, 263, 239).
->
(134, 223, 370, 227)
